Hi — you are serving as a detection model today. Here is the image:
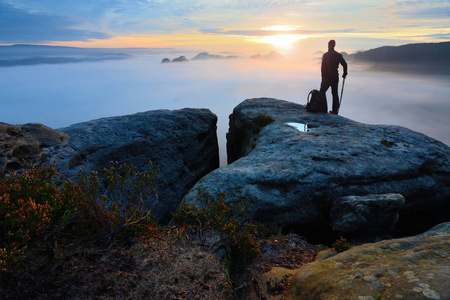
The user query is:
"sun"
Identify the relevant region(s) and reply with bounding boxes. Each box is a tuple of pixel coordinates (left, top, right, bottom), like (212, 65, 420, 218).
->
(259, 34, 304, 50)
(257, 25, 307, 51)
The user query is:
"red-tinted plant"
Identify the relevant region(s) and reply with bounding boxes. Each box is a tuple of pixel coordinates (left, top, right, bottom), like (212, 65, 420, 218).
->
(0, 164, 82, 270)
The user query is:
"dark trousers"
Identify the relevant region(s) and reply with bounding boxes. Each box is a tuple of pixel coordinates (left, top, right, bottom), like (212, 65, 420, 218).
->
(320, 76, 339, 113)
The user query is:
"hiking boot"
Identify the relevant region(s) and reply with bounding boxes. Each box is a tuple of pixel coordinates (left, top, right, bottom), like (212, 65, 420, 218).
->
(329, 111, 338, 115)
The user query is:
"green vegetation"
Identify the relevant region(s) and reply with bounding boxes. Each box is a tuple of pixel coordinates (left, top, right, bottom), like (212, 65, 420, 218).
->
(0, 163, 263, 279)
(381, 140, 396, 147)
(77, 161, 158, 239)
(172, 192, 261, 273)
(243, 113, 275, 134)
(0, 162, 158, 272)
(0, 163, 319, 299)
(253, 113, 275, 127)
(332, 236, 351, 253)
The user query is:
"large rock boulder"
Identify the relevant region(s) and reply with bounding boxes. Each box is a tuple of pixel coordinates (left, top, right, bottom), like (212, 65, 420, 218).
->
(182, 98, 450, 240)
(1, 109, 219, 222)
(330, 193, 405, 239)
(0, 122, 68, 175)
(285, 222, 450, 300)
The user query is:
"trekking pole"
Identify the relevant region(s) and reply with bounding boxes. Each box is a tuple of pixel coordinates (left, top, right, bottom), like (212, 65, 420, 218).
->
(338, 77, 346, 113)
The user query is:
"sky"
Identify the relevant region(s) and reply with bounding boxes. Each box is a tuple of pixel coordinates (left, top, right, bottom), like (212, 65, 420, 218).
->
(1, 0, 450, 54)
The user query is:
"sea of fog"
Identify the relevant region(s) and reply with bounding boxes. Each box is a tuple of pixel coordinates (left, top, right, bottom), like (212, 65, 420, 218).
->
(1, 56, 449, 166)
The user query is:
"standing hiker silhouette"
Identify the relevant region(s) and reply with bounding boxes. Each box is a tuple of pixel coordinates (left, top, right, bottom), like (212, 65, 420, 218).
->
(320, 40, 348, 115)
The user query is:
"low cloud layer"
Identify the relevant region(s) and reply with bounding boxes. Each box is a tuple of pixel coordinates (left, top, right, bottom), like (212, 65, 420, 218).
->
(0, 56, 449, 165)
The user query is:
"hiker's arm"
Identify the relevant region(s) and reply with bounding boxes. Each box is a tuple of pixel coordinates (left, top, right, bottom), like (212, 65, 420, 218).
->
(341, 57, 348, 78)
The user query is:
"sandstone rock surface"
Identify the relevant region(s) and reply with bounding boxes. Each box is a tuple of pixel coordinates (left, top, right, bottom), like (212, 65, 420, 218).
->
(330, 193, 405, 238)
(183, 98, 450, 239)
(0, 122, 68, 175)
(285, 222, 450, 300)
(1, 109, 219, 222)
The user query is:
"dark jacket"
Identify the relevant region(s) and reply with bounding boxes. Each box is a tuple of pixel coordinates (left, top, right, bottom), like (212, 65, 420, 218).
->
(321, 49, 348, 79)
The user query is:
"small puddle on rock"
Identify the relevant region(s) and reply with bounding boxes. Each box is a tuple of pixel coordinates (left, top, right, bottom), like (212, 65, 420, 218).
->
(286, 122, 311, 132)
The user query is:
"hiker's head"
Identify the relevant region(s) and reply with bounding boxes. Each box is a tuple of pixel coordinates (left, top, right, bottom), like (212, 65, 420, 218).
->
(328, 39, 336, 49)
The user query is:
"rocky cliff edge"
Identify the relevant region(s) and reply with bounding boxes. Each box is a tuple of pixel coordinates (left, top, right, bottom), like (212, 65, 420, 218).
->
(183, 98, 450, 241)
(0, 109, 219, 222)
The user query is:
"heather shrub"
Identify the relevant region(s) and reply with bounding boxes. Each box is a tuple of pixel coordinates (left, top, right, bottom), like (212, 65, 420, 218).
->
(173, 192, 240, 233)
(333, 236, 351, 253)
(231, 230, 261, 270)
(0, 164, 83, 271)
(77, 161, 158, 240)
(172, 192, 260, 271)
(0, 161, 158, 272)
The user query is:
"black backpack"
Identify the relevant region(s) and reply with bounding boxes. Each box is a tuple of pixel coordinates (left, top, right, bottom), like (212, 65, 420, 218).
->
(306, 89, 327, 113)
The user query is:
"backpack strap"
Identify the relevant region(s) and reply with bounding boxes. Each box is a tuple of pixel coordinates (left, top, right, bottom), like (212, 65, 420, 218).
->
(307, 90, 313, 104)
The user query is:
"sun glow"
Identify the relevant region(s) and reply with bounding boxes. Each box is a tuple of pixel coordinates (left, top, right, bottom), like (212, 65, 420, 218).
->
(259, 34, 305, 50)
(262, 25, 300, 31)
(258, 25, 308, 51)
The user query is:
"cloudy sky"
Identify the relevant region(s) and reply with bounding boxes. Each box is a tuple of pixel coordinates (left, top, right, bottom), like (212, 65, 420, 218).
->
(1, 0, 449, 54)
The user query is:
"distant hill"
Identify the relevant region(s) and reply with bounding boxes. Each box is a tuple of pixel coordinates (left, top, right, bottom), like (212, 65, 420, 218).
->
(0, 54, 130, 67)
(0, 44, 150, 57)
(251, 50, 283, 60)
(352, 41, 450, 74)
(192, 52, 238, 60)
(161, 50, 284, 64)
(161, 52, 239, 63)
(265, 50, 283, 59)
(0, 44, 174, 67)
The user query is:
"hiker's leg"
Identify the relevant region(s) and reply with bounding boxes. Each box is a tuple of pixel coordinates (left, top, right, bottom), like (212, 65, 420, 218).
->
(331, 79, 339, 113)
(320, 79, 330, 104)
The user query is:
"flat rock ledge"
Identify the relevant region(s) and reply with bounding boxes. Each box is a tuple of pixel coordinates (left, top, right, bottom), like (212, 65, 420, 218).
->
(0, 109, 219, 222)
(285, 222, 450, 300)
(182, 98, 450, 240)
